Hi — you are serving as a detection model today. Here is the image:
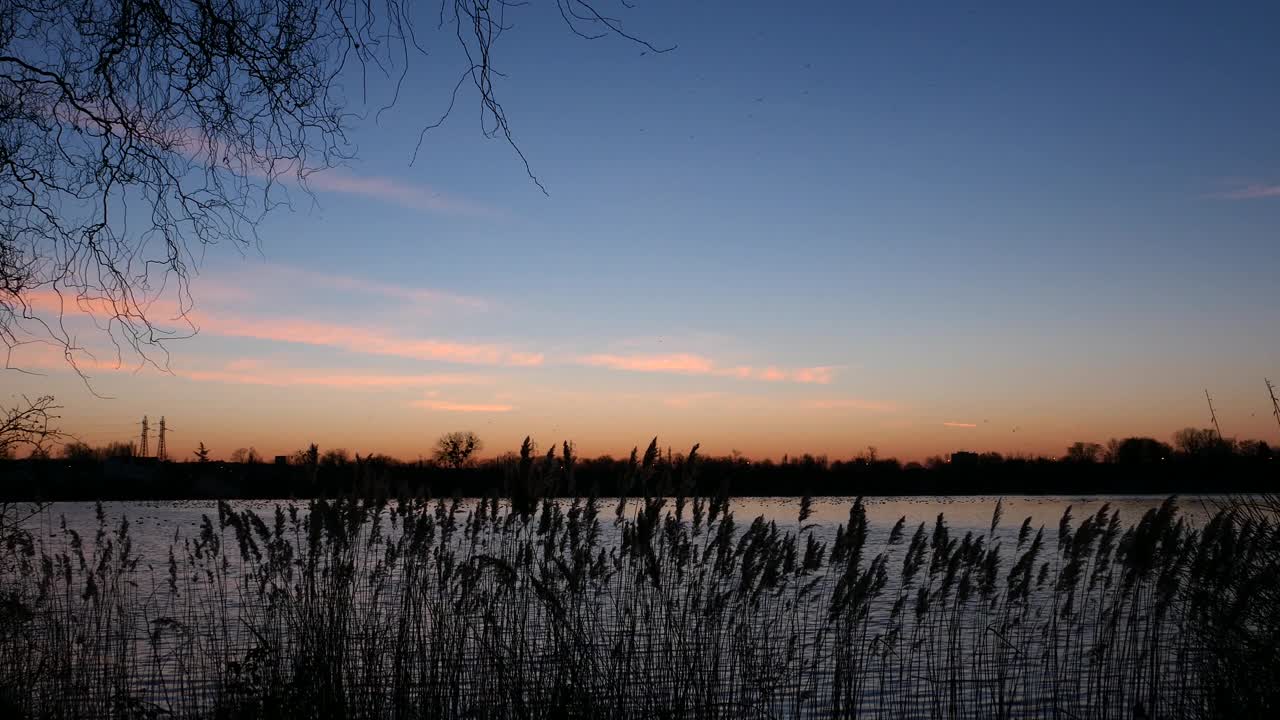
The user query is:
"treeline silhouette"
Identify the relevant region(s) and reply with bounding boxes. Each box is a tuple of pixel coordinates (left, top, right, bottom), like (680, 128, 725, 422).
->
(2, 428, 1275, 501)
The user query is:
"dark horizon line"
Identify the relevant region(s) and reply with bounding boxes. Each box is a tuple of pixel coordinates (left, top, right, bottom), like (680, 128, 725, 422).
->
(25, 427, 1279, 466)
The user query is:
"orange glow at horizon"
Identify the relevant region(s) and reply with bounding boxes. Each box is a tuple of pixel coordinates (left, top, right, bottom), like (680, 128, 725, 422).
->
(7, 264, 1279, 466)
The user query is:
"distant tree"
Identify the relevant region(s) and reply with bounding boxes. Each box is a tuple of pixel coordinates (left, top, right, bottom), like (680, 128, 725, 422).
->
(360, 453, 396, 468)
(101, 441, 135, 459)
(434, 431, 482, 469)
(229, 447, 259, 464)
(321, 448, 350, 467)
(1065, 442, 1104, 463)
(287, 443, 318, 466)
(1236, 439, 1273, 460)
(1104, 438, 1123, 463)
(1173, 427, 1235, 459)
(1113, 437, 1173, 465)
(60, 441, 96, 461)
(194, 443, 210, 463)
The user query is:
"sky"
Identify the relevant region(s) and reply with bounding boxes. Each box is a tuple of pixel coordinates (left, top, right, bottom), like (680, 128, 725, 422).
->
(6, 1, 1280, 462)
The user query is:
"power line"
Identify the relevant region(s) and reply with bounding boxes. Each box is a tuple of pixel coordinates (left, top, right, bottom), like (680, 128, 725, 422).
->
(139, 415, 150, 457)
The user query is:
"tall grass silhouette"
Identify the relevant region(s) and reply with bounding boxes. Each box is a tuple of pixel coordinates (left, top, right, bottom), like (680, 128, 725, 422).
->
(0, 447, 1276, 718)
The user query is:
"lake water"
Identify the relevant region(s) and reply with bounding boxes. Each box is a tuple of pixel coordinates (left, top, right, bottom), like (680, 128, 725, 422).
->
(5, 494, 1232, 718)
(38, 494, 1222, 554)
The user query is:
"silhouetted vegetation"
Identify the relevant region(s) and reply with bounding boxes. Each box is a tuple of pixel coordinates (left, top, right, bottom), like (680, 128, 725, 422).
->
(433, 431, 483, 469)
(0, 489, 1277, 717)
(0, 396, 62, 460)
(1, 430, 1275, 502)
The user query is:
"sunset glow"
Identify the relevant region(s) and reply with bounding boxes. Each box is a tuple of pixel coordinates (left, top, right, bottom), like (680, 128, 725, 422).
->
(4, 3, 1278, 464)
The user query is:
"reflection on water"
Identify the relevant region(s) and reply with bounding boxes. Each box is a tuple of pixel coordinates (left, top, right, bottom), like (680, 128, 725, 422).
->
(44, 494, 1222, 552)
(3, 495, 1243, 718)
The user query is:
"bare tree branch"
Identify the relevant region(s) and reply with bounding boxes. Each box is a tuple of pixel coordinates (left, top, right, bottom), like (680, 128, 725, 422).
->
(0, 394, 62, 457)
(1, 0, 666, 372)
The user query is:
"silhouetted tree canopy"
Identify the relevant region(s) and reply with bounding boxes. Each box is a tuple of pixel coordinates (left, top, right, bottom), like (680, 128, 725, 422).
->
(1, 0, 666, 370)
(1113, 437, 1174, 465)
(434, 430, 481, 468)
(1065, 441, 1104, 463)
(4, 431, 1278, 501)
(1173, 427, 1235, 459)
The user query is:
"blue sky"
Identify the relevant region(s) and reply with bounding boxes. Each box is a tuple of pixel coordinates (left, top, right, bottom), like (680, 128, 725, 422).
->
(9, 1, 1280, 460)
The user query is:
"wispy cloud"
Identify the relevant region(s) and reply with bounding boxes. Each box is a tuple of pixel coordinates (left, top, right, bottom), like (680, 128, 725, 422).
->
(51, 105, 493, 217)
(506, 352, 546, 367)
(20, 290, 540, 369)
(943, 421, 977, 428)
(411, 399, 515, 413)
(306, 171, 495, 216)
(1210, 183, 1280, 200)
(577, 353, 836, 384)
(193, 312, 544, 367)
(176, 363, 495, 390)
(20, 288, 147, 319)
(6, 341, 136, 374)
(580, 353, 714, 374)
(247, 264, 491, 311)
(7, 344, 499, 391)
(807, 398, 898, 412)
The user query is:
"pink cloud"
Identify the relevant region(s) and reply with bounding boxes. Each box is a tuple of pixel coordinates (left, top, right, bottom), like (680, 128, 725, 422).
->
(1211, 183, 1280, 200)
(248, 264, 490, 311)
(20, 288, 148, 319)
(6, 342, 137, 374)
(578, 353, 835, 384)
(223, 357, 266, 373)
(807, 398, 898, 412)
(506, 352, 546, 367)
(46, 102, 492, 218)
(7, 344, 498, 392)
(305, 171, 494, 216)
(412, 399, 515, 413)
(580, 353, 717, 374)
(791, 367, 836, 384)
(19, 289, 539, 370)
(943, 422, 977, 428)
(733, 365, 836, 384)
(191, 312, 543, 367)
(159, 120, 491, 217)
(186, 279, 259, 305)
(176, 365, 494, 390)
